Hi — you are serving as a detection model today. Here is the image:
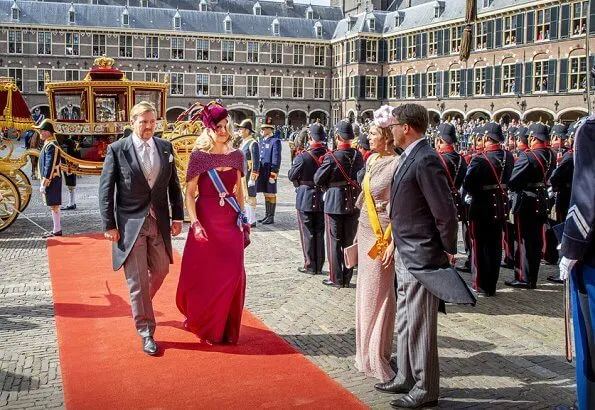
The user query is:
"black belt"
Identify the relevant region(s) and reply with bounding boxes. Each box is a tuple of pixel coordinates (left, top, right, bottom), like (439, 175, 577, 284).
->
(299, 181, 315, 186)
(480, 184, 507, 191)
(526, 182, 545, 188)
(329, 181, 349, 187)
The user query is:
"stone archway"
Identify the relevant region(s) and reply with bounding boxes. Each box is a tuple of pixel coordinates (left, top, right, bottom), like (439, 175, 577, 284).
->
(523, 109, 555, 125)
(166, 107, 185, 123)
(288, 110, 307, 128)
(361, 109, 374, 123)
(309, 110, 328, 126)
(264, 109, 286, 127)
(493, 110, 521, 124)
(558, 108, 588, 124)
(427, 110, 440, 126)
(467, 110, 491, 122)
(228, 108, 255, 126)
(443, 110, 464, 122)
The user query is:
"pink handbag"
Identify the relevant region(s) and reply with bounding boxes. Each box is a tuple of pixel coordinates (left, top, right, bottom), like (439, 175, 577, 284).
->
(343, 242, 358, 269)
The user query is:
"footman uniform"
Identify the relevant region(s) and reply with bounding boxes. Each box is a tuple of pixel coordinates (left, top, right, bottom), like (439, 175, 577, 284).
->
(256, 120, 282, 224)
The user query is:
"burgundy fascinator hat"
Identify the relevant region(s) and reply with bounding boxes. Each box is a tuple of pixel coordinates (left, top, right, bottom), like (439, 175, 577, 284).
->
(200, 101, 229, 130)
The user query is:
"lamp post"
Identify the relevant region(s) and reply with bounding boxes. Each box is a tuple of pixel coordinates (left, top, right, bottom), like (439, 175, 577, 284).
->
(258, 98, 265, 133)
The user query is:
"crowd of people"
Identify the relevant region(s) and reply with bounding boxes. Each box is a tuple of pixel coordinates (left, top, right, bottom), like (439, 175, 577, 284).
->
(30, 96, 593, 409)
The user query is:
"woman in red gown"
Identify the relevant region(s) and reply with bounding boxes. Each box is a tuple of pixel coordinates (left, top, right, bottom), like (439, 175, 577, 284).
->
(176, 102, 248, 345)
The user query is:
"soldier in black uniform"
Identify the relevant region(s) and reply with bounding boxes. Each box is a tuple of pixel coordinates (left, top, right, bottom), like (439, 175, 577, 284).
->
(256, 119, 282, 224)
(36, 120, 63, 238)
(506, 122, 556, 289)
(288, 122, 329, 275)
(237, 119, 260, 227)
(60, 135, 78, 211)
(547, 121, 578, 283)
(463, 123, 514, 296)
(543, 123, 570, 265)
(314, 120, 364, 288)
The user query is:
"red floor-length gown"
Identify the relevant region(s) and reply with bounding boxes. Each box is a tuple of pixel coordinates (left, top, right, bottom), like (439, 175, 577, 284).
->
(176, 149, 246, 344)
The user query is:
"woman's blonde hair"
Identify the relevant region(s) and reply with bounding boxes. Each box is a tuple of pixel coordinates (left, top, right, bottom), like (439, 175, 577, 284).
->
(193, 119, 234, 152)
(370, 124, 395, 152)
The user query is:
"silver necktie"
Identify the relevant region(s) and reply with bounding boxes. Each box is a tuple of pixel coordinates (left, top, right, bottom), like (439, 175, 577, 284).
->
(141, 142, 152, 180)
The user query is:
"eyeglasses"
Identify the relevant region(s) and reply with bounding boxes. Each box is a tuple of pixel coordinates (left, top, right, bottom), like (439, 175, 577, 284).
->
(388, 122, 405, 130)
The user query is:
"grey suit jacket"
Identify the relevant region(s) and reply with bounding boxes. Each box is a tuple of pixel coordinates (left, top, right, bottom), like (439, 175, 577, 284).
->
(390, 139, 475, 305)
(98, 136, 184, 271)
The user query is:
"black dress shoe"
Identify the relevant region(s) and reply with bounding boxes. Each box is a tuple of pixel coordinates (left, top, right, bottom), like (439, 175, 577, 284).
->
(261, 216, 274, 225)
(60, 204, 76, 211)
(547, 275, 564, 284)
(500, 262, 514, 269)
(297, 267, 315, 274)
(374, 377, 411, 394)
(142, 336, 159, 356)
(41, 230, 62, 238)
(505, 279, 530, 289)
(390, 394, 438, 409)
(322, 279, 342, 288)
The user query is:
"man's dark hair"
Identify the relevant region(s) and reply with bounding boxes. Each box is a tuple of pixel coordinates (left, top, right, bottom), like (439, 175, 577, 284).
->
(392, 104, 429, 134)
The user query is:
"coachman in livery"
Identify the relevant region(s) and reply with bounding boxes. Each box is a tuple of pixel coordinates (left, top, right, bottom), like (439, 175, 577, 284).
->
(256, 118, 282, 225)
(236, 119, 260, 227)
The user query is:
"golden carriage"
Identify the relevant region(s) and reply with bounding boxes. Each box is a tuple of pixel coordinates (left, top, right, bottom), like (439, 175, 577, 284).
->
(0, 56, 204, 232)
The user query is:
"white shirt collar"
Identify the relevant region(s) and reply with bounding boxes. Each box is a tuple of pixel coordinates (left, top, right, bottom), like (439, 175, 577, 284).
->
(131, 132, 155, 151)
(403, 137, 424, 157)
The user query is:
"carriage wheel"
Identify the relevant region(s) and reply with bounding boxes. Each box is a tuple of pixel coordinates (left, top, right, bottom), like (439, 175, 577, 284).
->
(9, 169, 32, 211)
(0, 172, 21, 232)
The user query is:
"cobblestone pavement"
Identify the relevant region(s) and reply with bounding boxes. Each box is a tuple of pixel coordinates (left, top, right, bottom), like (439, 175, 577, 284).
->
(1, 142, 577, 409)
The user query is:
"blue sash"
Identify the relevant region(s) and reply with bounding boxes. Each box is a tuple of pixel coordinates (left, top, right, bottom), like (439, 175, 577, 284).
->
(207, 169, 245, 231)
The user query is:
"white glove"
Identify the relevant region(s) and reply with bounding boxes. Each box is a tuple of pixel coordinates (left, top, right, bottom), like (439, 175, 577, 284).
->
(547, 186, 555, 199)
(464, 194, 472, 205)
(39, 185, 46, 193)
(559, 257, 578, 281)
(248, 179, 255, 187)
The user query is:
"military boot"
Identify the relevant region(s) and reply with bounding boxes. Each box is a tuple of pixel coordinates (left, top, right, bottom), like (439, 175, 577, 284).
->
(262, 202, 276, 224)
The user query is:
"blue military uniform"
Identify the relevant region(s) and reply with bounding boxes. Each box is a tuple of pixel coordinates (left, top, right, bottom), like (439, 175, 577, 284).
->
(38, 137, 62, 207)
(288, 123, 329, 275)
(256, 122, 282, 224)
(463, 123, 514, 296)
(314, 120, 364, 287)
(507, 122, 556, 289)
(60, 136, 78, 210)
(237, 119, 260, 226)
(561, 115, 595, 410)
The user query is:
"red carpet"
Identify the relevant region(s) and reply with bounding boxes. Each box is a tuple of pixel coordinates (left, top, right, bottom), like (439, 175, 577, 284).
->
(47, 234, 366, 409)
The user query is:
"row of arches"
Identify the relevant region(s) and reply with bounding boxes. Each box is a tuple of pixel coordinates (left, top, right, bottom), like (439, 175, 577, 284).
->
(30, 104, 329, 128)
(351, 107, 588, 126)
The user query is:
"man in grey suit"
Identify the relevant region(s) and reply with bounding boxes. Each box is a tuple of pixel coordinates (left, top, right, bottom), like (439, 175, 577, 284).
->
(99, 101, 184, 356)
(375, 104, 472, 409)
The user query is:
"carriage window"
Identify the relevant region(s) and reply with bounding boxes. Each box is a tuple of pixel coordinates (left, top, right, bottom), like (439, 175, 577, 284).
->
(94, 91, 127, 122)
(54, 91, 87, 121)
(134, 90, 163, 118)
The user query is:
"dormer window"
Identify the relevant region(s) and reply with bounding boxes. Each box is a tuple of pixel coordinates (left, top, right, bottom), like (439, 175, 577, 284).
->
(199, 0, 207, 11)
(347, 18, 355, 31)
(224, 15, 232, 32)
(314, 21, 323, 37)
(272, 19, 280, 36)
(68, 5, 75, 24)
(173, 10, 181, 30)
(253, 2, 261, 15)
(433, 1, 445, 18)
(139, 0, 148, 7)
(11, 1, 19, 21)
(395, 12, 404, 27)
(122, 8, 129, 26)
(368, 17, 375, 31)
(306, 6, 313, 19)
